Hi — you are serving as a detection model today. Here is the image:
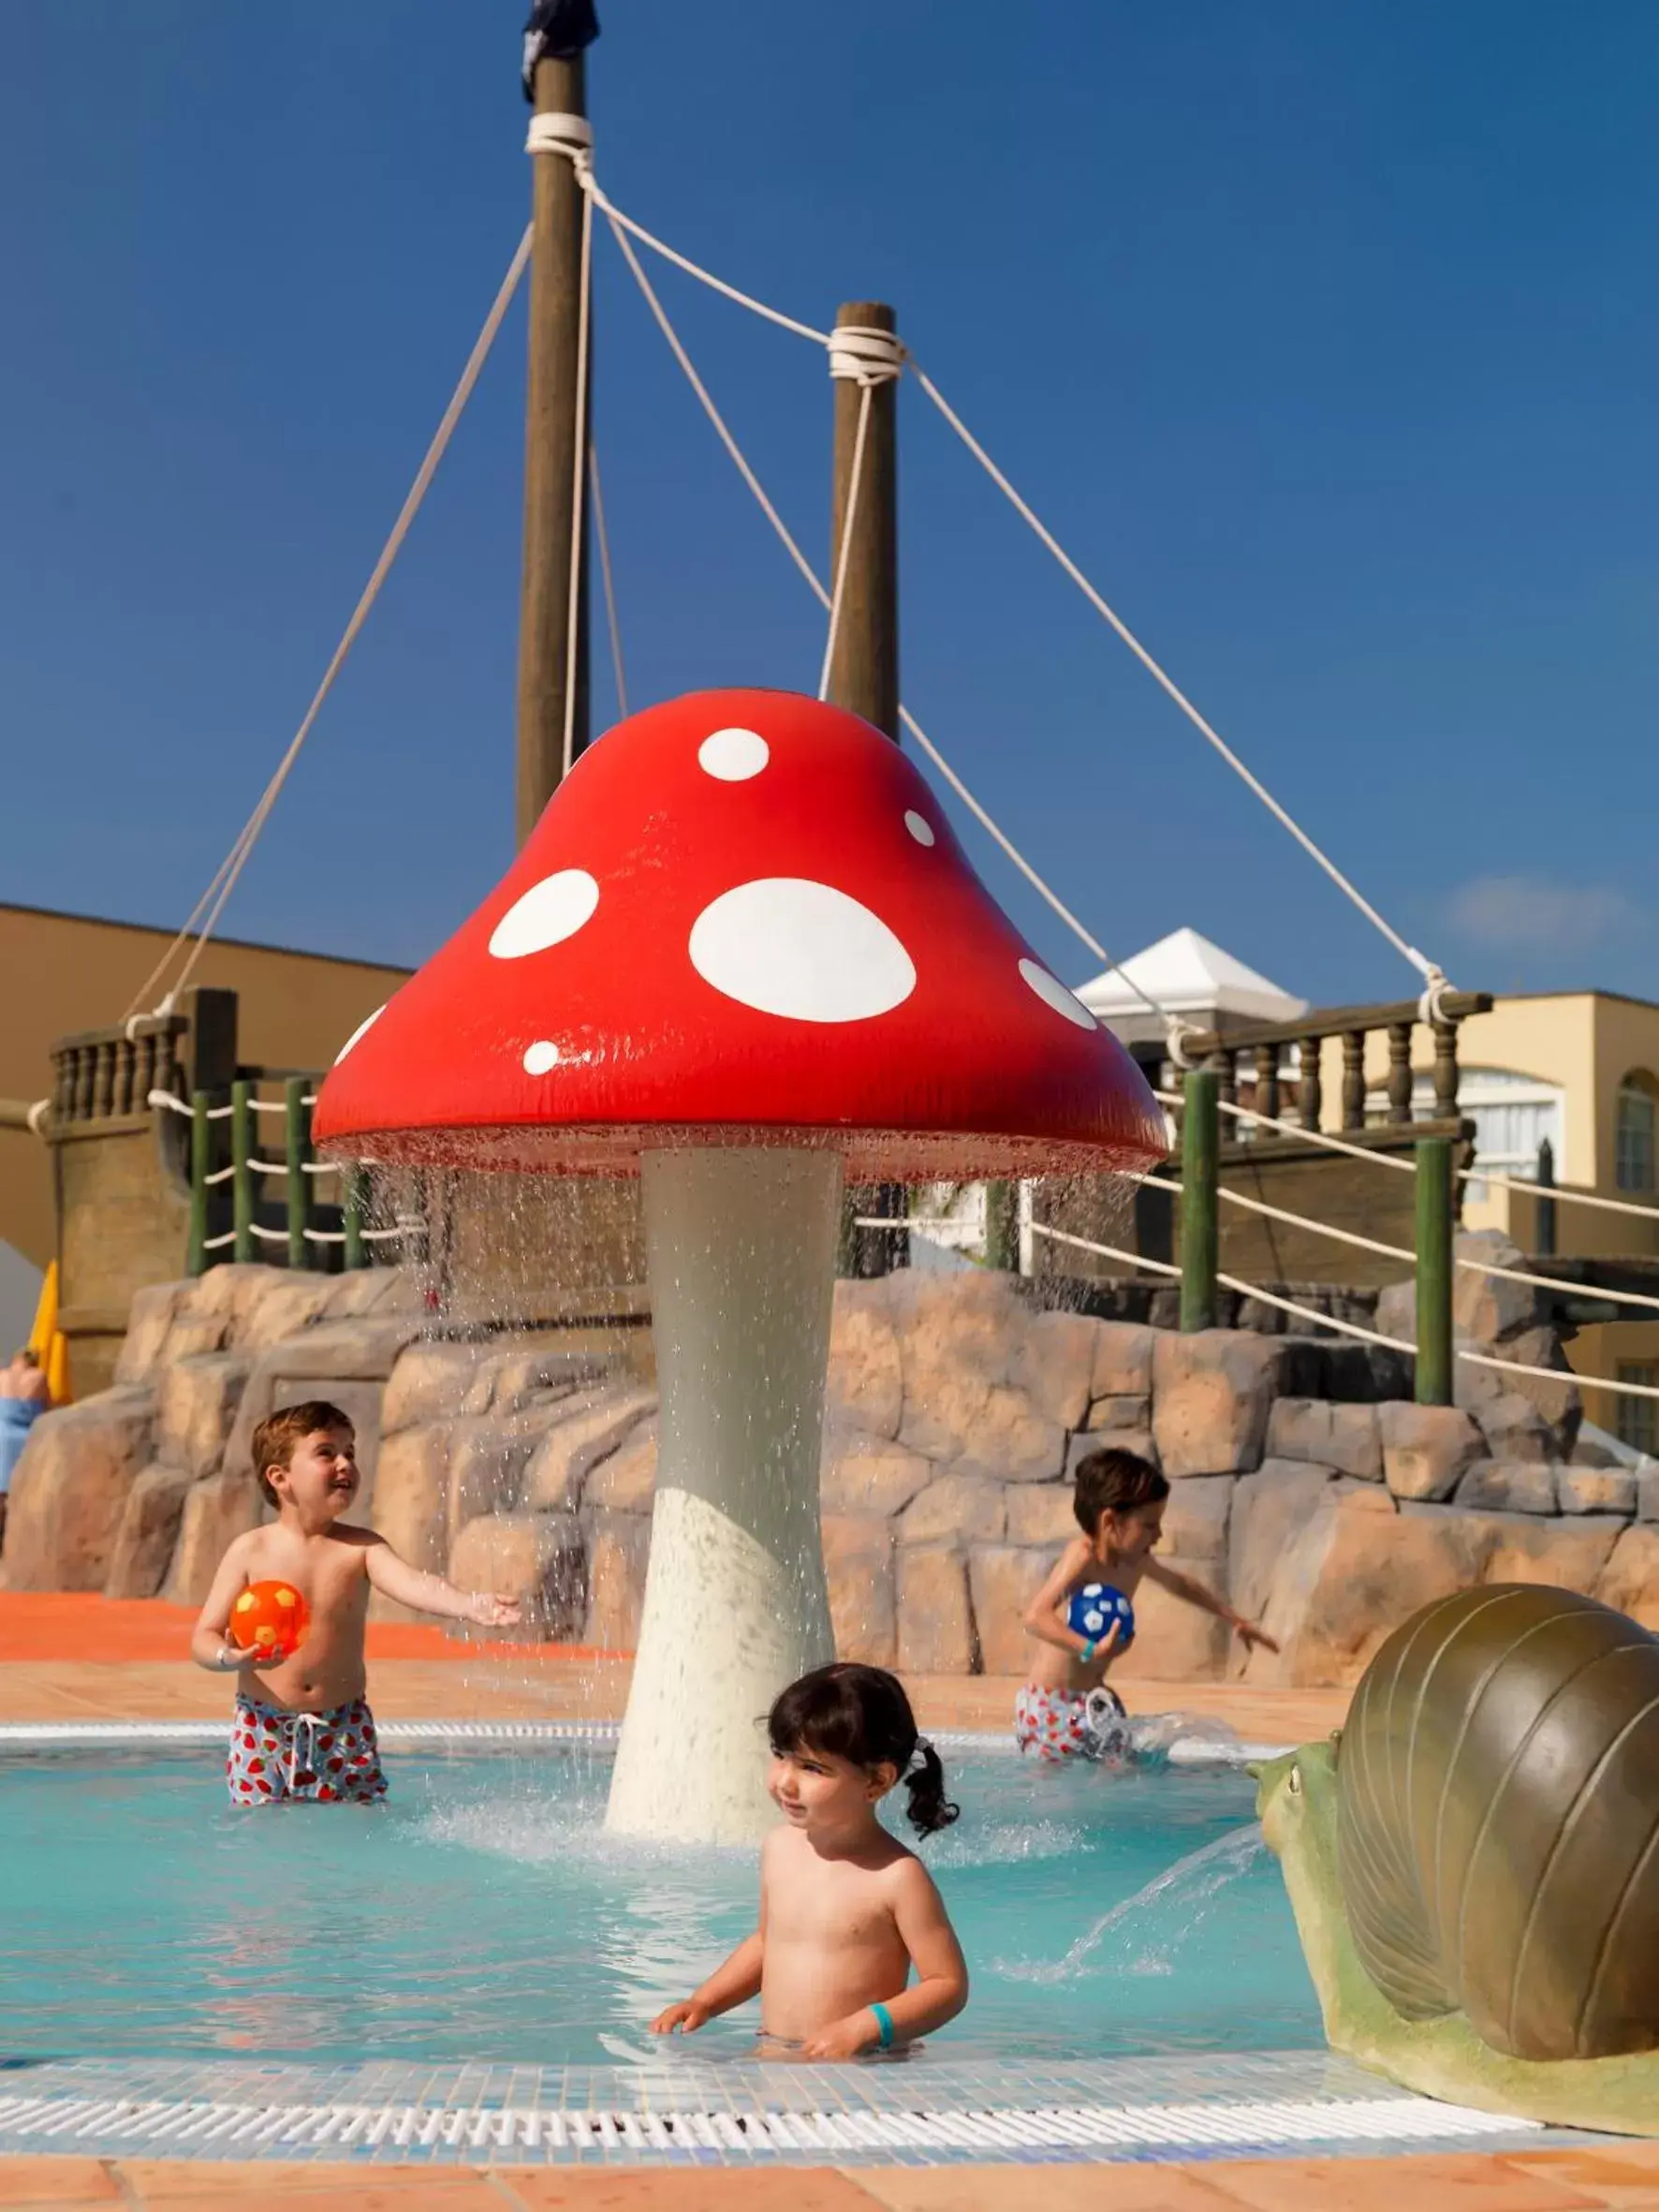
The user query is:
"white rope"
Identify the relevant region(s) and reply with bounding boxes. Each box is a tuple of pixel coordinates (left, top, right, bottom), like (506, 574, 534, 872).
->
(909, 360, 1453, 998)
(122, 227, 536, 1024)
(1458, 1164, 1659, 1227)
(148, 1089, 235, 1121)
(1152, 1087, 1419, 1173)
(606, 212, 829, 606)
(201, 1231, 237, 1252)
(818, 378, 873, 700)
(594, 194, 829, 346)
(1140, 1168, 1659, 1318)
(828, 325, 905, 385)
(589, 443, 626, 718)
(608, 230, 1183, 1045)
(1026, 1222, 1659, 1404)
(201, 1165, 236, 1187)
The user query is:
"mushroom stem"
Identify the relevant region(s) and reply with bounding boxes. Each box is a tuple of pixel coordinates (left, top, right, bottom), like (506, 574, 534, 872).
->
(605, 1143, 844, 1844)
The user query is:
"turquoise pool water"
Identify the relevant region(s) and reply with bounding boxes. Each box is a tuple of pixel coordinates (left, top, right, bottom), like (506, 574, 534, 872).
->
(0, 1749, 1318, 2065)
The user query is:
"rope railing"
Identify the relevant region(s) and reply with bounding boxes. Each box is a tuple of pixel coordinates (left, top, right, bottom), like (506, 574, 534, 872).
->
(1022, 1220, 1659, 1405)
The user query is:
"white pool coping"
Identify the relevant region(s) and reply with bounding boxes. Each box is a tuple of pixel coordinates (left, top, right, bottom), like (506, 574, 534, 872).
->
(0, 1719, 1292, 1764)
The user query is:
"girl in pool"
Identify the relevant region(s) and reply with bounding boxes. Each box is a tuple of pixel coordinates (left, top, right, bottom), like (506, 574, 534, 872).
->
(650, 1662, 970, 2059)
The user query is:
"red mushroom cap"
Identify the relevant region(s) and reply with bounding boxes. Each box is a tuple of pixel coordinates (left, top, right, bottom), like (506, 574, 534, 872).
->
(313, 688, 1167, 1179)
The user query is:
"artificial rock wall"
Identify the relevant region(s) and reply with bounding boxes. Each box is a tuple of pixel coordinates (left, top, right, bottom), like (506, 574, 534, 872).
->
(4, 1242, 1654, 1688)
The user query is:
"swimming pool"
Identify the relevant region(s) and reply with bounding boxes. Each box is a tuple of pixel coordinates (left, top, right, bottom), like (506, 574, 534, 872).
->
(0, 1745, 1318, 2066)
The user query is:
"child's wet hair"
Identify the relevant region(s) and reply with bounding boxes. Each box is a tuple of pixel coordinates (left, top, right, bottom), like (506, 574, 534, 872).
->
(250, 1399, 353, 1509)
(1072, 1446, 1169, 1534)
(768, 1662, 960, 1836)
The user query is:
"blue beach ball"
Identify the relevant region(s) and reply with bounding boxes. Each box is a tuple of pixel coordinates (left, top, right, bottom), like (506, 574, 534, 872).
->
(1067, 1582, 1135, 1651)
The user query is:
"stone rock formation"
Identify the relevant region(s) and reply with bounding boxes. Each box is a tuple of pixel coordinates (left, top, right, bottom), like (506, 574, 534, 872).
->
(4, 1231, 1652, 1687)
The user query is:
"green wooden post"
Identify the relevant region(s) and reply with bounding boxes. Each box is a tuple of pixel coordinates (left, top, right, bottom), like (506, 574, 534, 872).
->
(187, 1091, 211, 1276)
(1415, 1135, 1454, 1406)
(1180, 1068, 1219, 1333)
(343, 1164, 367, 1272)
(231, 1079, 255, 1264)
(285, 1076, 310, 1272)
(984, 1180, 1020, 1273)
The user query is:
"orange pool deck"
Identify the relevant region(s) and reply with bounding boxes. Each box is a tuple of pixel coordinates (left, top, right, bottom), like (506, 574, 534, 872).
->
(1, 2146, 1658, 2209)
(0, 1590, 1346, 1740)
(3, 1596, 1644, 2209)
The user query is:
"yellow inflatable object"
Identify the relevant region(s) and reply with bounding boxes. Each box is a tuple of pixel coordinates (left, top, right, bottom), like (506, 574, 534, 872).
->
(26, 1262, 70, 1406)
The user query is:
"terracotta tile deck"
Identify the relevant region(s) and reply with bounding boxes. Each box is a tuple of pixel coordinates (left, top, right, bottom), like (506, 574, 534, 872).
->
(0, 1590, 1347, 1743)
(0, 2151, 1651, 2210)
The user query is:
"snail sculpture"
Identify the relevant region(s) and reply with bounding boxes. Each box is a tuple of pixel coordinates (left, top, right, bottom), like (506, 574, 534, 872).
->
(1256, 1583, 1659, 2136)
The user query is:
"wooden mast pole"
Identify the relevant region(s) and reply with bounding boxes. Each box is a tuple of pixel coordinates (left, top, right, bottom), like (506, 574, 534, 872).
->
(828, 302, 905, 1275)
(826, 302, 900, 742)
(515, 49, 593, 846)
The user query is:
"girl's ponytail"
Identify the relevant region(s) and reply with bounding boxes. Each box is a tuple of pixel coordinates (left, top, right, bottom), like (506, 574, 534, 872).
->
(903, 1739, 960, 1836)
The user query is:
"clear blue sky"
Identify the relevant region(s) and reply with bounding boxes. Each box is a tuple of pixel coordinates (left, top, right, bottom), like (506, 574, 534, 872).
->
(5, 3, 1656, 1009)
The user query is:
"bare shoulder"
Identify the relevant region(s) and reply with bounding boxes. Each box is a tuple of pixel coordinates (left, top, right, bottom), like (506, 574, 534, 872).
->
(330, 1523, 385, 1554)
(221, 1526, 263, 1570)
(1055, 1534, 1094, 1583)
(879, 1842, 946, 1912)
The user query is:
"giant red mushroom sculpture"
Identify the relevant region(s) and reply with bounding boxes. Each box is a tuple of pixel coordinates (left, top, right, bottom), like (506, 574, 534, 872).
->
(314, 687, 1165, 1842)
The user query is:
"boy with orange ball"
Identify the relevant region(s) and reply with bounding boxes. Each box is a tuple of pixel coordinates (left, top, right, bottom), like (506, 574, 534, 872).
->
(191, 1399, 521, 1806)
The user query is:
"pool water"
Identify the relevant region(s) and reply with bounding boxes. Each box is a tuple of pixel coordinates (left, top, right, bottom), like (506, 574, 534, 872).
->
(0, 1748, 1319, 2065)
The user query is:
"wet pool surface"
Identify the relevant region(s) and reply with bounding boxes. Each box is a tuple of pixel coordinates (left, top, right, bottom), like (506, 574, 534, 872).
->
(0, 1746, 1316, 2065)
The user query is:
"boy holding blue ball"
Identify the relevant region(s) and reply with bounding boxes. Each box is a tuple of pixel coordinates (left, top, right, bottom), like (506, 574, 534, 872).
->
(1015, 1449, 1278, 1760)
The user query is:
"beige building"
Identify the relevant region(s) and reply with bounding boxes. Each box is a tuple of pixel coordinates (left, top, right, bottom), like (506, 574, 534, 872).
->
(0, 902, 409, 1343)
(1403, 991, 1659, 1449)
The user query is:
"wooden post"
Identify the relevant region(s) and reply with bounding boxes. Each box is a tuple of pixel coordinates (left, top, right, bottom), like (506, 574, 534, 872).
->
(231, 1080, 255, 1265)
(343, 1167, 367, 1273)
(1415, 1135, 1454, 1406)
(984, 1181, 1020, 1274)
(286, 1076, 311, 1272)
(1535, 1135, 1557, 1259)
(828, 301, 904, 1274)
(1180, 1069, 1219, 1333)
(516, 52, 591, 844)
(188, 1093, 211, 1276)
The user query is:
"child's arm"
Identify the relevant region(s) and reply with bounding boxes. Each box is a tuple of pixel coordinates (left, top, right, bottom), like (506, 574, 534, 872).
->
(190, 1537, 259, 1674)
(653, 1861, 768, 2033)
(648, 1931, 765, 2034)
(1020, 1537, 1123, 1659)
(800, 1860, 969, 2058)
(1142, 1556, 1280, 1653)
(362, 1537, 522, 1628)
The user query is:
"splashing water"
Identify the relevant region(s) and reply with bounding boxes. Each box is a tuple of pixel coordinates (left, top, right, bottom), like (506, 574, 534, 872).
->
(1004, 1821, 1268, 1985)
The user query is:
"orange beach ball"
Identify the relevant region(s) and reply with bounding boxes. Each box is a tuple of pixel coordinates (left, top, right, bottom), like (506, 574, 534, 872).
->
(228, 1580, 310, 1663)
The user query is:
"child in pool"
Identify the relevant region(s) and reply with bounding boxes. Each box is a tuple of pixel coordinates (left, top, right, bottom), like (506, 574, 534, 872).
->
(191, 1400, 521, 1806)
(650, 1663, 970, 2059)
(1016, 1448, 1280, 1761)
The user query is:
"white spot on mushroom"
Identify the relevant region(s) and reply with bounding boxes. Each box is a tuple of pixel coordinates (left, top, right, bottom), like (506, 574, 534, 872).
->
(697, 728, 770, 782)
(334, 1005, 385, 1064)
(689, 878, 916, 1024)
(904, 810, 936, 847)
(489, 869, 600, 959)
(1019, 958, 1098, 1031)
(522, 1040, 561, 1075)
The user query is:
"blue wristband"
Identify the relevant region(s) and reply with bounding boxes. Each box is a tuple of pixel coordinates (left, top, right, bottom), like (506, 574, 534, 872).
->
(870, 2001, 895, 2051)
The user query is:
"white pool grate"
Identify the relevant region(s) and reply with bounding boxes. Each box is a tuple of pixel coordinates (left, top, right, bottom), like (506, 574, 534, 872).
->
(0, 2087, 1539, 2162)
(0, 1719, 1278, 1765)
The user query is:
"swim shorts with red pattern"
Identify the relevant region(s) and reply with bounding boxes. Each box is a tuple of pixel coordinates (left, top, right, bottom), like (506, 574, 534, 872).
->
(227, 1694, 388, 1806)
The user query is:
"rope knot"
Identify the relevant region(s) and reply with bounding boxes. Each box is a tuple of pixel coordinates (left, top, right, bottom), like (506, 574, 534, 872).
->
(1164, 1017, 1204, 1071)
(525, 111, 595, 174)
(1416, 962, 1454, 1029)
(829, 324, 904, 386)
